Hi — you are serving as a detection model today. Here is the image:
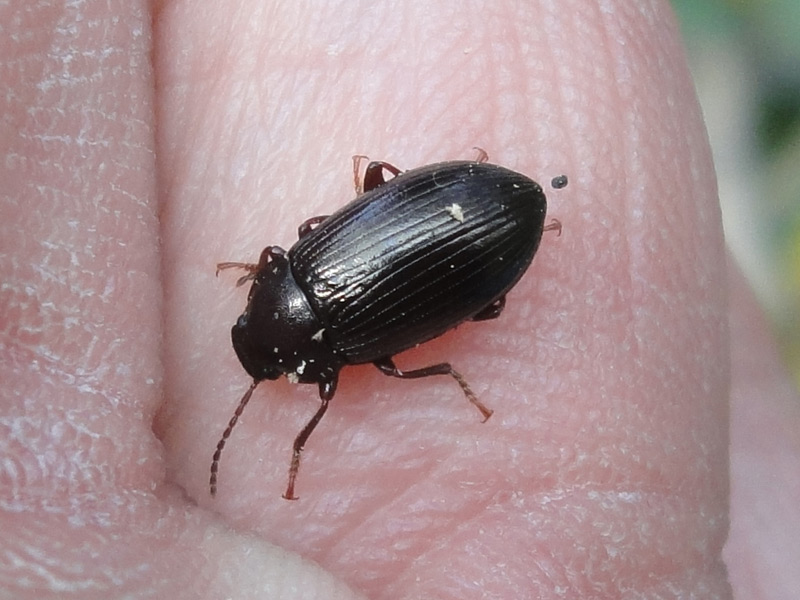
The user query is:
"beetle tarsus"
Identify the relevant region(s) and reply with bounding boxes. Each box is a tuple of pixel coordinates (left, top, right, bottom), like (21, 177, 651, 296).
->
(544, 218, 562, 237)
(472, 147, 489, 163)
(217, 246, 289, 286)
(352, 155, 370, 194)
(282, 450, 302, 500)
(216, 261, 259, 284)
(353, 155, 403, 194)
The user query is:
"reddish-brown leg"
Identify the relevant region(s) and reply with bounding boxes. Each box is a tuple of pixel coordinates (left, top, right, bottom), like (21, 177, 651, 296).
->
(544, 218, 562, 237)
(216, 246, 285, 286)
(283, 378, 338, 500)
(298, 215, 329, 239)
(374, 356, 493, 421)
(352, 155, 403, 194)
(352, 154, 369, 194)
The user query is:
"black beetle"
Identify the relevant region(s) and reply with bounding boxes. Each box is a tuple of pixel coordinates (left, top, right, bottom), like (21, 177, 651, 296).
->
(212, 152, 564, 499)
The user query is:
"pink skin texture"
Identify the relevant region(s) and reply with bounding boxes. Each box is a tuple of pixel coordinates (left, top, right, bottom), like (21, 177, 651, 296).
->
(2, 1, 798, 599)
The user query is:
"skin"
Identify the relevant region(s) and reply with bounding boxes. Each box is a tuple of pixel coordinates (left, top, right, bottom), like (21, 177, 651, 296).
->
(1, 0, 798, 598)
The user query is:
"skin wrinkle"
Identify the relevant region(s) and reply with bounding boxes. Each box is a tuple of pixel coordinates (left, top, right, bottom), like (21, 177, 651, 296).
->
(595, 13, 727, 551)
(323, 454, 485, 566)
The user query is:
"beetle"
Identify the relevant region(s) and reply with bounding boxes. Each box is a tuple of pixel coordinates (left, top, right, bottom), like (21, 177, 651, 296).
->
(211, 151, 565, 499)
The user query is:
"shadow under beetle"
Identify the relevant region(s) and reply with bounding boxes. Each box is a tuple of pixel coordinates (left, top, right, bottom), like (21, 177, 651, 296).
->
(212, 150, 565, 499)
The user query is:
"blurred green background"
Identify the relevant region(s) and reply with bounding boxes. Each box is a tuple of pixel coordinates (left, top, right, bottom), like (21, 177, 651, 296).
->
(673, 0, 800, 388)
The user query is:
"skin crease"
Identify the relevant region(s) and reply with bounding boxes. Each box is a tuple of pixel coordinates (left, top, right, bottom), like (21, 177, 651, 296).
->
(2, 0, 799, 599)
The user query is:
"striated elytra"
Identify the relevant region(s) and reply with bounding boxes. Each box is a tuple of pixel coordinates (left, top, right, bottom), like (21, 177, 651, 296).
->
(211, 154, 565, 499)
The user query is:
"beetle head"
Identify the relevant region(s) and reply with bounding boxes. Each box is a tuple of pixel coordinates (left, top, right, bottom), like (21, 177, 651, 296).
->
(230, 250, 342, 385)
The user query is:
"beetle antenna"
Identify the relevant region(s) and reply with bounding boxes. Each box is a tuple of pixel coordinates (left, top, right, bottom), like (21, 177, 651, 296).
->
(210, 379, 260, 496)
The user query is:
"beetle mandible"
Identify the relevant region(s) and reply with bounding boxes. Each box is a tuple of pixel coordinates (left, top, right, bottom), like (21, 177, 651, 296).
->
(211, 151, 565, 499)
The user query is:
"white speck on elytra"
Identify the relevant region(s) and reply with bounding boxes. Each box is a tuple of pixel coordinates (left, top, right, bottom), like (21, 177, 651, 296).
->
(445, 203, 464, 223)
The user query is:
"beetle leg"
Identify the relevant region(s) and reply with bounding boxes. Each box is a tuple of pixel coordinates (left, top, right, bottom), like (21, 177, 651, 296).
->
(544, 218, 562, 237)
(472, 146, 489, 163)
(353, 155, 403, 194)
(216, 246, 286, 286)
(283, 377, 338, 500)
(471, 296, 506, 321)
(352, 155, 369, 194)
(373, 357, 493, 422)
(298, 215, 329, 239)
(210, 379, 260, 497)
(364, 161, 403, 193)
